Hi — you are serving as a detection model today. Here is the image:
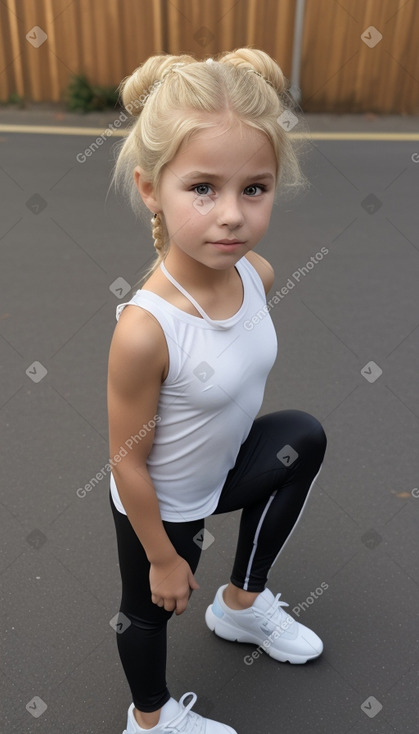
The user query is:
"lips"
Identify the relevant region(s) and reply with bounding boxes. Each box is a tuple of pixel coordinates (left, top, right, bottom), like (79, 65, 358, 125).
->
(210, 240, 244, 245)
(210, 240, 245, 252)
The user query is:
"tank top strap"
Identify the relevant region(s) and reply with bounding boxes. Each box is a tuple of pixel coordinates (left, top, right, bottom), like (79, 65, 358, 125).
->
(160, 261, 209, 320)
(159, 260, 236, 329)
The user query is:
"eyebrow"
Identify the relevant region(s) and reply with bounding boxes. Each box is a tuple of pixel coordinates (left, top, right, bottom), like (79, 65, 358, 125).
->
(183, 171, 275, 182)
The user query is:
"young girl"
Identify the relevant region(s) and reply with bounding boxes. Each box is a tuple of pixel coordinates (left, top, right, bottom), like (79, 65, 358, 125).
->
(107, 48, 327, 734)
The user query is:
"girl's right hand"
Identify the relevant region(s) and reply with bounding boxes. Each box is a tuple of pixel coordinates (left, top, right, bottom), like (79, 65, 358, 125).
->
(150, 555, 200, 615)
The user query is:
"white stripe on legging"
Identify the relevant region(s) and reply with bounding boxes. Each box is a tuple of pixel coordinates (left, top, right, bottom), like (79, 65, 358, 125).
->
(243, 463, 323, 591)
(243, 491, 277, 590)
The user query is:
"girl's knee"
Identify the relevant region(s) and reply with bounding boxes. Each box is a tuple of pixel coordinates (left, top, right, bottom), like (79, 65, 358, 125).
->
(294, 410, 327, 463)
(301, 410, 326, 445)
(256, 409, 327, 464)
(272, 409, 327, 456)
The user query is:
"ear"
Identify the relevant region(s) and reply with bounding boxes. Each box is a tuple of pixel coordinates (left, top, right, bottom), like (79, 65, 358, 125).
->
(134, 166, 159, 213)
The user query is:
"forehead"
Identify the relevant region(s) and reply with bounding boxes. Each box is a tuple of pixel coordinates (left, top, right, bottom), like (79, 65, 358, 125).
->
(172, 116, 276, 173)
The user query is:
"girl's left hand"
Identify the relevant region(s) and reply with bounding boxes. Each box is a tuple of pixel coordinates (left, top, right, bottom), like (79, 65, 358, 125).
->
(150, 554, 200, 615)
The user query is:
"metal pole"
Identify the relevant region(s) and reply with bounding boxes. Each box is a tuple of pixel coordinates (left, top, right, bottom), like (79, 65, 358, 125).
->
(290, 0, 306, 105)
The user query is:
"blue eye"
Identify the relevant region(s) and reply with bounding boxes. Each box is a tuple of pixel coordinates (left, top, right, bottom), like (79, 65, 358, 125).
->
(244, 184, 267, 196)
(193, 184, 212, 196)
(191, 183, 267, 197)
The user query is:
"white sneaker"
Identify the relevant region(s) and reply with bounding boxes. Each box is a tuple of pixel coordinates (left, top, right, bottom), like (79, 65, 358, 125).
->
(205, 585, 323, 664)
(123, 691, 237, 733)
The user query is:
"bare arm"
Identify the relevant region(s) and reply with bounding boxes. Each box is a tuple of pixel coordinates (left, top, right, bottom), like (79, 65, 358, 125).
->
(107, 305, 199, 613)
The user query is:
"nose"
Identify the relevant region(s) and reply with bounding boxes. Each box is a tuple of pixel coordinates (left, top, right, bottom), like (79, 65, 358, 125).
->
(215, 194, 245, 229)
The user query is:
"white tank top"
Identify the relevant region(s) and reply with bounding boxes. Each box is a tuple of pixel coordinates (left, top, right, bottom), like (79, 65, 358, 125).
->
(110, 256, 277, 521)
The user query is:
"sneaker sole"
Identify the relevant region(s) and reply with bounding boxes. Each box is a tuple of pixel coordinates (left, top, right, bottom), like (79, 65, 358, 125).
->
(205, 604, 322, 664)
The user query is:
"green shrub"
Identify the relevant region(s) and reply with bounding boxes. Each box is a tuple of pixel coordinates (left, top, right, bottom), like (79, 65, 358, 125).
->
(64, 73, 120, 113)
(0, 92, 25, 107)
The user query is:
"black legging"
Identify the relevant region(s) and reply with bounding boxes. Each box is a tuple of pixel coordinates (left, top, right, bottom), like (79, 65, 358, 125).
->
(109, 410, 327, 712)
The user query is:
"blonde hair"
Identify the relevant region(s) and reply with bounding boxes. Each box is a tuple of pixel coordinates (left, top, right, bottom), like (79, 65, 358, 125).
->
(109, 47, 312, 287)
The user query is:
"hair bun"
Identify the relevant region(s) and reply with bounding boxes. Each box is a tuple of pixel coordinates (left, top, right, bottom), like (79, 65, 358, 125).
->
(219, 48, 287, 96)
(118, 54, 197, 117)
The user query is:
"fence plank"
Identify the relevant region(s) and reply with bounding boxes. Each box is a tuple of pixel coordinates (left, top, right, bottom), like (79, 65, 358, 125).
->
(0, 0, 417, 113)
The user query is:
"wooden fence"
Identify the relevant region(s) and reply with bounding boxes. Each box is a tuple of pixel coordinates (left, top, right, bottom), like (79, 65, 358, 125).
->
(0, 0, 418, 113)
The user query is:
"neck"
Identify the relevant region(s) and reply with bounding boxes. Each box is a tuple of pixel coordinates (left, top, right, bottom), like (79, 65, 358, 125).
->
(164, 247, 239, 291)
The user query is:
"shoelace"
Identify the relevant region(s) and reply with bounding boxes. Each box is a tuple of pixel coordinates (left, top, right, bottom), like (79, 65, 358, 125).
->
(255, 593, 294, 632)
(264, 593, 289, 618)
(163, 692, 204, 733)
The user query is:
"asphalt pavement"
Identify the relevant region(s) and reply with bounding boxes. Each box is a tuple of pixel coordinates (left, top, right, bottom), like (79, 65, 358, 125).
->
(1, 105, 418, 733)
